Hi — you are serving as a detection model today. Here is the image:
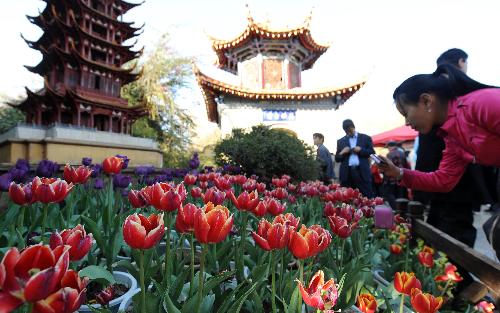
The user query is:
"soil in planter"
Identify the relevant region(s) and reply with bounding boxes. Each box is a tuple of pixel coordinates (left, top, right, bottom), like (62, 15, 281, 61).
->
(85, 281, 129, 306)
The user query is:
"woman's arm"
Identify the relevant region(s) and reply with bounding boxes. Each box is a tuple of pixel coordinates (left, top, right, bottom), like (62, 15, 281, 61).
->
(378, 144, 468, 193)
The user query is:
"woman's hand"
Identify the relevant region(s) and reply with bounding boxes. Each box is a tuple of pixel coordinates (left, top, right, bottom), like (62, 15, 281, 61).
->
(377, 156, 402, 178)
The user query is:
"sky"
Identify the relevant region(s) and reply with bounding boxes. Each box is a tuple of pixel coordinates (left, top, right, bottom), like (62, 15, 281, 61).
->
(1, 0, 500, 141)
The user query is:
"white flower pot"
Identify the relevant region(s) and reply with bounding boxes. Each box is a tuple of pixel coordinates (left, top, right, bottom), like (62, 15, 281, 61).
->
(79, 271, 138, 313)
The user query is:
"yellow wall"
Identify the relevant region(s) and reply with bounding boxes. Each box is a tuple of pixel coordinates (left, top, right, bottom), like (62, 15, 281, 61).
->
(0, 141, 163, 167)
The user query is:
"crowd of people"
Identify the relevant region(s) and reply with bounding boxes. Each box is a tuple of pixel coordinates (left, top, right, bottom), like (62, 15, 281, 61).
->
(313, 48, 500, 295)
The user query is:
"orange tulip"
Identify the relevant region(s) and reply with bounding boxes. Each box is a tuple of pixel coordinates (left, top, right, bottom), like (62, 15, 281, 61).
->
(123, 213, 165, 250)
(410, 288, 443, 313)
(288, 224, 331, 259)
(417, 251, 434, 268)
(194, 202, 233, 244)
(251, 219, 290, 251)
(390, 244, 402, 254)
(273, 213, 300, 230)
(63, 164, 92, 184)
(435, 263, 463, 282)
(394, 272, 422, 295)
(141, 182, 186, 212)
(102, 156, 123, 174)
(297, 270, 338, 310)
(421, 246, 434, 254)
(357, 293, 377, 313)
(31, 177, 73, 204)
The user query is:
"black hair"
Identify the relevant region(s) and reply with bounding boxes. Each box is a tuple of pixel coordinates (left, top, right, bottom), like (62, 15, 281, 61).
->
(313, 133, 324, 140)
(393, 64, 493, 106)
(342, 119, 355, 130)
(436, 48, 468, 67)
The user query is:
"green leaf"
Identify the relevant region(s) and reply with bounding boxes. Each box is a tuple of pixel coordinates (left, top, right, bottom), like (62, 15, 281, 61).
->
(81, 216, 106, 250)
(250, 290, 263, 313)
(79, 265, 115, 285)
(288, 286, 300, 313)
(163, 289, 182, 313)
(226, 281, 259, 313)
(202, 270, 235, 297)
(171, 267, 190, 301)
(15, 229, 25, 250)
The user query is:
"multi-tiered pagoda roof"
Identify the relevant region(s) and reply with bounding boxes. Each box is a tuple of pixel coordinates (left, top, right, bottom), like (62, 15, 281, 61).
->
(18, 0, 145, 133)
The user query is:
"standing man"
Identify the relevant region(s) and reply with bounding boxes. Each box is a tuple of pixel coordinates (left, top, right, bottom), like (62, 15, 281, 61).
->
(313, 133, 335, 184)
(335, 119, 375, 198)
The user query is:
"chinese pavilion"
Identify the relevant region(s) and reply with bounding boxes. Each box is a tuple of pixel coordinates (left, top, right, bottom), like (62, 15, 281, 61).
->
(0, 0, 162, 166)
(195, 9, 365, 145)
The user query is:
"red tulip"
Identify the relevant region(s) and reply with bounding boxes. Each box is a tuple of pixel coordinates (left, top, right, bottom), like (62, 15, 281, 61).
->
(256, 182, 266, 193)
(253, 201, 267, 217)
(230, 190, 259, 212)
(123, 213, 165, 249)
(214, 176, 232, 190)
(264, 198, 286, 216)
(417, 251, 434, 268)
(390, 244, 403, 254)
(288, 225, 331, 259)
(202, 187, 226, 205)
(435, 263, 463, 282)
(251, 219, 290, 251)
(95, 285, 114, 305)
(102, 156, 123, 174)
(271, 188, 288, 200)
(328, 215, 357, 239)
(128, 189, 148, 208)
(8, 182, 34, 206)
(199, 181, 208, 189)
(33, 285, 87, 313)
(0, 245, 70, 307)
(476, 301, 495, 313)
(183, 174, 197, 186)
(231, 175, 247, 185)
(357, 293, 377, 313)
(410, 288, 443, 313)
(323, 202, 337, 217)
(60, 269, 88, 293)
(272, 178, 288, 188)
(194, 202, 233, 244)
(191, 187, 203, 199)
(31, 177, 73, 204)
(394, 272, 422, 295)
(242, 179, 256, 192)
(50, 225, 93, 261)
(63, 165, 92, 185)
(142, 183, 186, 212)
(298, 270, 338, 310)
(176, 203, 199, 233)
(273, 213, 300, 230)
(198, 174, 209, 182)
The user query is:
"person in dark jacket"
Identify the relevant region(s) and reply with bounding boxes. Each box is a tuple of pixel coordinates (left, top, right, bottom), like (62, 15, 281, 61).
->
(335, 119, 375, 198)
(313, 133, 335, 184)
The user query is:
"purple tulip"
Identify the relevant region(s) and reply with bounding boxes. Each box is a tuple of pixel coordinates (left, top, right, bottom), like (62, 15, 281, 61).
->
(120, 188, 129, 197)
(0, 173, 13, 191)
(36, 160, 60, 177)
(113, 174, 132, 189)
(82, 157, 93, 166)
(94, 178, 105, 189)
(189, 153, 200, 170)
(91, 164, 102, 178)
(15, 159, 30, 172)
(9, 168, 28, 183)
(115, 154, 130, 169)
(204, 166, 214, 173)
(135, 165, 154, 177)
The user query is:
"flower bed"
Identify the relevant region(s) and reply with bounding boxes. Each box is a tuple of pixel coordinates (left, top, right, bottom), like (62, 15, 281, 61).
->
(0, 156, 495, 313)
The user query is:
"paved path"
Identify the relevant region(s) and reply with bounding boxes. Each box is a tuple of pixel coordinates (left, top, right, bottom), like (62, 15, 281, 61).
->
(473, 206, 498, 262)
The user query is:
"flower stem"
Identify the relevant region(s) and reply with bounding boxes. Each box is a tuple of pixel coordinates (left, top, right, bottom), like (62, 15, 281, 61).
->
(27, 303, 33, 313)
(197, 244, 208, 312)
(340, 239, 346, 273)
(189, 234, 195, 297)
(41, 203, 49, 243)
(139, 250, 146, 313)
(440, 279, 452, 298)
(270, 251, 277, 313)
(298, 259, 304, 313)
(164, 212, 172, 287)
(399, 294, 405, 313)
(18, 206, 25, 231)
(238, 212, 248, 281)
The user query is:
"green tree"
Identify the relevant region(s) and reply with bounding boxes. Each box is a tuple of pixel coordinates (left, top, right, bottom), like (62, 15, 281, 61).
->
(0, 94, 25, 134)
(214, 125, 319, 181)
(122, 33, 195, 167)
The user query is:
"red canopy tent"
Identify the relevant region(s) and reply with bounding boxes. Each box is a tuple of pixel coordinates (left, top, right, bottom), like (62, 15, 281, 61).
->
(371, 125, 418, 147)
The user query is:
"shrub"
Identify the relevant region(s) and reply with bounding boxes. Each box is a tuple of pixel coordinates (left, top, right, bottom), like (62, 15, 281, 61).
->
(214, 125, 319, 181)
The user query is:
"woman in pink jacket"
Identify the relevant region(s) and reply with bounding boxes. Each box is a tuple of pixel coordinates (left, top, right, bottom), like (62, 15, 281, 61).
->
(379, 64, 500, 192)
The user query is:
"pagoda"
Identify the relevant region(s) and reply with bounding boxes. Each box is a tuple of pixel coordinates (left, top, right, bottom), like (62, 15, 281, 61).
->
(195, 8, 365, 145)
(0, 0, 163, 166)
